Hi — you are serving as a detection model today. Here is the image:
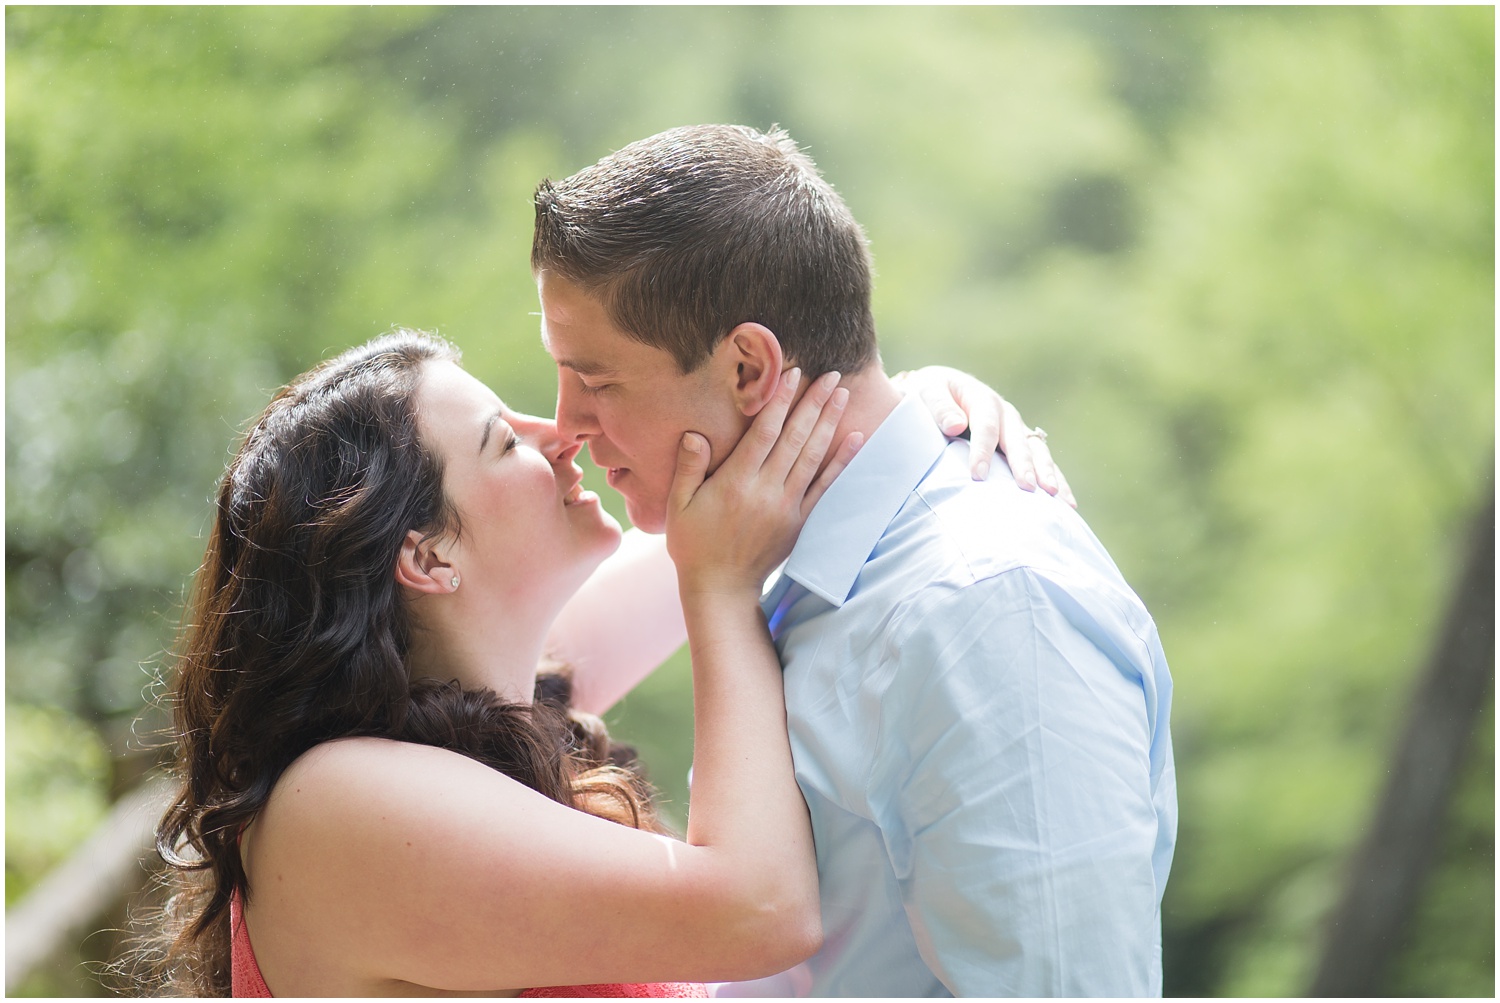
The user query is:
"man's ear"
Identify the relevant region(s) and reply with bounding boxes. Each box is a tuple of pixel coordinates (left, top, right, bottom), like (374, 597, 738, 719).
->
(718, 323, 786, 417)
(395, 530, 457, 595)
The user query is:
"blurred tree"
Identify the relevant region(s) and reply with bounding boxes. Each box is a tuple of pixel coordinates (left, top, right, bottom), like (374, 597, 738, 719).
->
(1057, 7, 1495, 994)
(1310, 479, 1493, 995)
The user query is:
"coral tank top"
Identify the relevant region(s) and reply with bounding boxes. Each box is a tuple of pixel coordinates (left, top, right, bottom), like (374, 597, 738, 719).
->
(230, 893, 706, 998)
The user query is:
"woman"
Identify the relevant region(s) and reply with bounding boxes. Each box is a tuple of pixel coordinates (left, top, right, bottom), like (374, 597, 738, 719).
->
(145, 329, 1066, 996)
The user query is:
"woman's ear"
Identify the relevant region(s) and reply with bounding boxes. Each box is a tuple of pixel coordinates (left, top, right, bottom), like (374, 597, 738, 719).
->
(718, 322, 786, 417)
(395, 530, 458, 594)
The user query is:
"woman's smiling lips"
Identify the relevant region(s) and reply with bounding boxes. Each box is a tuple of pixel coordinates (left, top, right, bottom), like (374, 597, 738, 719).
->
(561, 468, 598, 506)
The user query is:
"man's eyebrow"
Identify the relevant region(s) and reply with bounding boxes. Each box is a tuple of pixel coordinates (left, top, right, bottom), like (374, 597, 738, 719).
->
(554, 356, 620, 378)
(479, 411, 502, 455)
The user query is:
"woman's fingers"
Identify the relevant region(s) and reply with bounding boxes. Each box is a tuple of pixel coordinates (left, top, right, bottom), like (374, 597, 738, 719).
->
(764, 370, 840, 486)
(731, 367, 801, 475)
(802, 430, 863, 516)
(916, 379, 969, 437)
(1031, 435, 1058, 494)
(782, 384, 848, 497)
(1025, 433, 1072, 504)
(993, 396, 1035, 488)
(956, 381, 1005, 482)
(1054, 461, 1078, 509)
(1010, 427, 1076, 508)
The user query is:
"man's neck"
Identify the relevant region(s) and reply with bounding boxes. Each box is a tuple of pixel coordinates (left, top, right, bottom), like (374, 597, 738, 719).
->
(802, 363, 903, 481)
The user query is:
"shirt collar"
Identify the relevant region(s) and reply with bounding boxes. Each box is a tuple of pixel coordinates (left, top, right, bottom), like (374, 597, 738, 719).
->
(781, 393, 949, 608)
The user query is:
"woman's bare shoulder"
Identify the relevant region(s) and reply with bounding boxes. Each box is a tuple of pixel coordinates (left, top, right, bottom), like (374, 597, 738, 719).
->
(281, 735, 484, 778)
(242, 738, 540, 996)
(263, 736, 522, 830)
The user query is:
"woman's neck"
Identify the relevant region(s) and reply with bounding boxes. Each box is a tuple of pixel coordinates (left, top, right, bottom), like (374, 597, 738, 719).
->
(406, 598, 550, 704)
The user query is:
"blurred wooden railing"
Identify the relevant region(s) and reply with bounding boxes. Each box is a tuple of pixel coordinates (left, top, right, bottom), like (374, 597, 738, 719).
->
(5, 774, 176, 994)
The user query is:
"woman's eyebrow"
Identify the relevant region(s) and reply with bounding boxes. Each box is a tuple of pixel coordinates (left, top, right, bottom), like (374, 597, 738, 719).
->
(479, 410, 503, 455)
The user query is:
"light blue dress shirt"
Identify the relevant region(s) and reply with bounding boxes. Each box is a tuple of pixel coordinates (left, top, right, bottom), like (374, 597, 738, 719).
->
(758, 393, 1176, 997)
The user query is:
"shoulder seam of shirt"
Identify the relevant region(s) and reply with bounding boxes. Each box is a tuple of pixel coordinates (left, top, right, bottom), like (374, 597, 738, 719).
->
(904, 478, 1161, 654)
(907, 559, 1160, 655)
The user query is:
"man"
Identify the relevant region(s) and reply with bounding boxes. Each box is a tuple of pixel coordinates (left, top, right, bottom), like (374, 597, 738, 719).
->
(532, 124, 1176, 997)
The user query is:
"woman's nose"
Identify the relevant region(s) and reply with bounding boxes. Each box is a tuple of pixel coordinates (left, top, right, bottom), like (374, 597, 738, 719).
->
(512, 412, 581, 465)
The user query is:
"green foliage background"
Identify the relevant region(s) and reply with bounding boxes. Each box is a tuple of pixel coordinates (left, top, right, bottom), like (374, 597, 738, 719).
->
(6, 7, 1493, 996)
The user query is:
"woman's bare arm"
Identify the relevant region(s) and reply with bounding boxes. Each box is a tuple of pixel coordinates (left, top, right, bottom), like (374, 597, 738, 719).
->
(544, 528, 685, 716)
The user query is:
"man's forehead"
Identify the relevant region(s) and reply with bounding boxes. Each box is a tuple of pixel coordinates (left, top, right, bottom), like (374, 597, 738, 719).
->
(537, 270, 683, 375)
(541, 324, 674, 378)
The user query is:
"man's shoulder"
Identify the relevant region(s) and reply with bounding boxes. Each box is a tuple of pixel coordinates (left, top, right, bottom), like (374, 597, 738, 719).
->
(853, 439, 1155, 641)
(785, 433, 1156, 655)
(892, 440, 1119, 583)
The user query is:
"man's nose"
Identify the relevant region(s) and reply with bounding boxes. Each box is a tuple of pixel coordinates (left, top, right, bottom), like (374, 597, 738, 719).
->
(553, 378, 598, 447)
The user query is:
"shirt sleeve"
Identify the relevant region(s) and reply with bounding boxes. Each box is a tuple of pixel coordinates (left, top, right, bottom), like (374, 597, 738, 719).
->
(867, 566, 1172, 997)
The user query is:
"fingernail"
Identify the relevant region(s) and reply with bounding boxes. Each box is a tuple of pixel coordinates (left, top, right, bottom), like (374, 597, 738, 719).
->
(785, 368, 801, 389)
(821, 370, 841, 389)
(681, 433, 702, 452)
(975, 459, 989, 481)
(831, 387, 849, 408)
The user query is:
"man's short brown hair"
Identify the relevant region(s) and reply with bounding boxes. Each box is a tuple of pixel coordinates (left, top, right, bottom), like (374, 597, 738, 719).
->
(532, 124, 878, 376)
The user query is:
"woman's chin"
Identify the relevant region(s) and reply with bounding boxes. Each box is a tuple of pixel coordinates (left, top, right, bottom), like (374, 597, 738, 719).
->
(597, 510, 625, 546)
(579, 514, 625, 566)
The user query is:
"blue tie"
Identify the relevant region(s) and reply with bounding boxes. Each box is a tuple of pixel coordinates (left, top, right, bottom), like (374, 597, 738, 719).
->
(760, 572, 802, 639)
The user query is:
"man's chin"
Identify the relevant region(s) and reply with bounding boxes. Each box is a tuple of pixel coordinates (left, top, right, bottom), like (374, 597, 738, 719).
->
(622, 498, 668, 535)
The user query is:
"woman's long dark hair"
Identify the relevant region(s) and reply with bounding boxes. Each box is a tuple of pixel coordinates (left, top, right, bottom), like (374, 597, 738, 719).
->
(137, 330, 660, 995)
